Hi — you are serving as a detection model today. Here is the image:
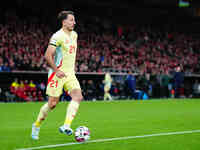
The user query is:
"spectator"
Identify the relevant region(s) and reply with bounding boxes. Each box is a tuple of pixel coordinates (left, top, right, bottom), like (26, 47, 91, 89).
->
(29, 80, 36, 92)
(38, 91, 44, 101)
(38, 82, 46, 92)
(2, 62, 11, 72)
(24, 80, 30, 92)
(0, 15, 200, 74)
(125, 71, 136, 99)
(10, 78, 19, 97)
(5, 89, 15, 102)
(193, 80, 200, 98)
(160, 70, 171, 98)
(86, 80, 97, 100)
(173, 66, 184, 98)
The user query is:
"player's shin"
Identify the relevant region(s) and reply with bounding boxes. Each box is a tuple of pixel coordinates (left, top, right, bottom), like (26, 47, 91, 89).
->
(64, 100, 79, 128)
(104, 93, 108, 100)
(35, 103, 51, 127)
(108, 93, 112, 100)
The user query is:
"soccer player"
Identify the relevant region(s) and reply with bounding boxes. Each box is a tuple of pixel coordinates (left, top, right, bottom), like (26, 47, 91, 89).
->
(31, 11, 83, 140)
(103, 72, 113, 100)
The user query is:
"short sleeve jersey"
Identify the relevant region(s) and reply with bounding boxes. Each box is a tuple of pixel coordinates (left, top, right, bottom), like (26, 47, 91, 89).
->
(105, 73, 112, 85)
(49, 29, 78, 75)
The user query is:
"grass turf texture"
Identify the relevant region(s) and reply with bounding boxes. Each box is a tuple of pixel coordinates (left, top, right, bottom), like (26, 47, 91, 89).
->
(1, 99, 200, 150)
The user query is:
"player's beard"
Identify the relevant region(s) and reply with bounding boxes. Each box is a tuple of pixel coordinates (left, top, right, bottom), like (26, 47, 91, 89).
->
(67, 26, 74, 31)
(63, 25, 74, 32)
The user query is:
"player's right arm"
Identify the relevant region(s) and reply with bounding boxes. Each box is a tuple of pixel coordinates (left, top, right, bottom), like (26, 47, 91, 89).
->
(45, 44, 66, 78)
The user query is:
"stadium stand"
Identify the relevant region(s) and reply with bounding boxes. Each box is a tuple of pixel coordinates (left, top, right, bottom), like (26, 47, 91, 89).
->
(0, 2, 200, 101)
(0, 15, 200, 74)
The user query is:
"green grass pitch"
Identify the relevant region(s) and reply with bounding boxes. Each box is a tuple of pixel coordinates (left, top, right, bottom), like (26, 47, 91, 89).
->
(1, 99, 200, 150)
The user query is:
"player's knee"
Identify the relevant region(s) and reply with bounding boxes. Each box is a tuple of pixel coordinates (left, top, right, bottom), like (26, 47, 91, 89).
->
(50, 105, 56, 109)
(78, 95, 83, 102)
(74, 94, 83, 102)
(48, 97, 59, 109)
(49, 101, 57, 109)
(40, 117, 45, 121)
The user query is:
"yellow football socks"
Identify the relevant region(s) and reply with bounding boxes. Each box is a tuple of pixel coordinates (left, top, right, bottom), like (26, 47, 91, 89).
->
(35, 103, 51, 127)
(107, 93, 112, 100)
(64, 100, 79, 127)
(104, 93, 107, 100)
(35, 120, 41, 127)
(104, 93, 112, 100)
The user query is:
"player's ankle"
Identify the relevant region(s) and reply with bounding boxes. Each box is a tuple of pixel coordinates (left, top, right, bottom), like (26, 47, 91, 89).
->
(64, 124, 70, 129)
(34, 121, 41, 127)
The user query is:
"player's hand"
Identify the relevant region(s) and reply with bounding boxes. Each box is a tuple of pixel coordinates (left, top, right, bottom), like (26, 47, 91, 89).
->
(56, 70, 66, 78)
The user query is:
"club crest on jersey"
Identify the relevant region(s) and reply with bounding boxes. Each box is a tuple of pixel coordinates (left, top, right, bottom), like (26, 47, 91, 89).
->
(65, 39, 70, 44)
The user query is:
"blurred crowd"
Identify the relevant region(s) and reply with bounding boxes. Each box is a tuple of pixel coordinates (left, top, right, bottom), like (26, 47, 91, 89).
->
(1, 12, 200, 102)
(0, 78, 46, 102)
(0, 15, 51, 72)
(0, 14, 200, 74)
(1, 69, 200, 102)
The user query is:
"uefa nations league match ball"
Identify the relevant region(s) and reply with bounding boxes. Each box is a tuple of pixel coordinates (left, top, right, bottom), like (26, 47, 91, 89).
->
(75, 126, 90, 142)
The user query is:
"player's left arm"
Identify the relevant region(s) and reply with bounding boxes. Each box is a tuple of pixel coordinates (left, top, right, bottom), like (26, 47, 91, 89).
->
(75, 32, 78, 48)
(75, 31, 78, 41)
(111, 77, 113, 82)
(46, 33, 66, 78)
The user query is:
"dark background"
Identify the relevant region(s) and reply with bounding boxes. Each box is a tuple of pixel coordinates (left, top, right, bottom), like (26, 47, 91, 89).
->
(1, 0, 200, 101)
(1, 0, 200, 32)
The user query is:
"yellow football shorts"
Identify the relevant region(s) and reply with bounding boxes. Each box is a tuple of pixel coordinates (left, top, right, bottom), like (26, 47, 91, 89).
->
(104, 83, 111, 92)
(46, 73, 81, 97)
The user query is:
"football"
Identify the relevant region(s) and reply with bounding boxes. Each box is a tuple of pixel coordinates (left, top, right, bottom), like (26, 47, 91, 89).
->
(74, 126, 90, 142)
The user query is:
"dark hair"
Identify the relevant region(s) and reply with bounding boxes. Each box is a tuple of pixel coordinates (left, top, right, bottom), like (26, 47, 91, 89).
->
(57, 11, 74, 25)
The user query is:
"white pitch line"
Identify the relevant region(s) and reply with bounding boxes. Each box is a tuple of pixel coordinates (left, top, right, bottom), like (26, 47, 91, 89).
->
(16, 130, 200, 150)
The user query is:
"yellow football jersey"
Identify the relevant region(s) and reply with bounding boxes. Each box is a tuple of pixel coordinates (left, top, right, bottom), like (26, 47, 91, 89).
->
(105, 73, 112, 84)
(49, 29, 78, 75)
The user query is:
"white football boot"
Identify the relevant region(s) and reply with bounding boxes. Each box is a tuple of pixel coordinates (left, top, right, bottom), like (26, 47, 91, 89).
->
(31, 124, 40, 140)
(59, 125, 73, 135)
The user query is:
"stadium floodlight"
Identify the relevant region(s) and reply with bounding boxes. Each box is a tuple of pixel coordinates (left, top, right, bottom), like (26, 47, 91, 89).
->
(178, 0, 190, 7)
